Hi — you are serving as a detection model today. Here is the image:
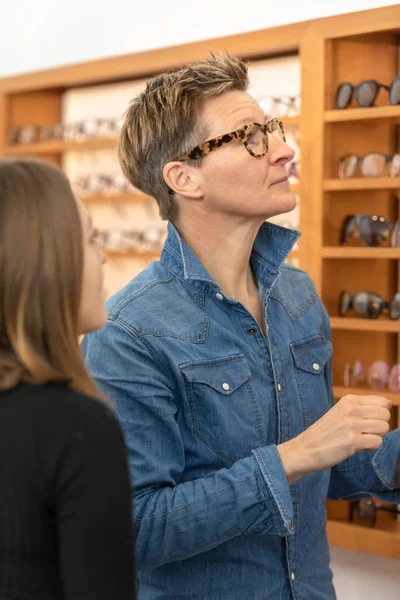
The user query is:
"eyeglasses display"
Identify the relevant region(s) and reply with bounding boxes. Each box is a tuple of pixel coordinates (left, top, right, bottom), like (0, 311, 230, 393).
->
(72, 172, 136, 198)
(344, 360, 400, 392)
(340, 214, 400, 247)
(287, 160, 300, 181)
(97, 226, 167, 254)
(257, 94, 301, 119)
(351, 498, 400, 528)
(8, 116, 122, 146)
(335, 76, 400, 109)
(176, 118, 285, 162)
(339, 153, 400, 179)
(339, 290, 400, 320)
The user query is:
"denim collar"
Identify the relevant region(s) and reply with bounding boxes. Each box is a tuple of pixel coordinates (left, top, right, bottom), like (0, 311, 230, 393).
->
(160, 221, 301, 296)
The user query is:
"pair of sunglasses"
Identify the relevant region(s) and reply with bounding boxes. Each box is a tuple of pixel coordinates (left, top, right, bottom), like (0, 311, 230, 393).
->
(340, 290, 400, 320)
(351, 498, 400, 529)
(340, 214, 400, 247)
(335, 77, 400, 109)
(344, 360, 400, 392)
(339, 153, 400, 179)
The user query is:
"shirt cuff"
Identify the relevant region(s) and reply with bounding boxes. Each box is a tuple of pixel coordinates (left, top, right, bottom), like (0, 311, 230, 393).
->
(372, 429, 400, 492)
(252, 444, 295, 536)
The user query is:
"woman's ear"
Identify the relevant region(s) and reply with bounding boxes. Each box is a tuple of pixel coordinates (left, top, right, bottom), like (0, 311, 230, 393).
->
(163, 161, 203, 199)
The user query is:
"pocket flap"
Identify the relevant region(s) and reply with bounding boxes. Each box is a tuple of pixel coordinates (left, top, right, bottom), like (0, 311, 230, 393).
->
(290, 336, 332, 375)
(180, 355, 251, 395)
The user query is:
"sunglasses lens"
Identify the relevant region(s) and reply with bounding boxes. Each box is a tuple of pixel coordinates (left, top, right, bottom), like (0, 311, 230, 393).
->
(335, 83, 353, 109)
(344, 360, 364, 387)
(339, 291, 352, 316)
(390, 220, 400, 247)
(339, 155, 358, 178)
(355, 499, 376, 528)
(389, 154, 400, 178)
(389, 77, 400, 105)
(388, 364, 400, 393)
(367, 360, 390, 391)
(359, 215, 390, 246)
(357, 81, 379, 107)
(361, 153, 386, 177)
(353, 291, 382, 318)
(389, 292, 400, 320)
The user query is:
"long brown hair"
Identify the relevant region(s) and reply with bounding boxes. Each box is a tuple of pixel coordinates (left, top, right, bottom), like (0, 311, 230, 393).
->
(0, 158, 100, 398)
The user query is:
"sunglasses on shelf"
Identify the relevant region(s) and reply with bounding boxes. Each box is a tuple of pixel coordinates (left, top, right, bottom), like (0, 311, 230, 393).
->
(339, 153, 400, 179)
(339, 290, 400, 320)
(351, 498, 400, 529)
(335, 76, 400, 109)
(340, 214, 400, 247)
(344, 360, 400, 392)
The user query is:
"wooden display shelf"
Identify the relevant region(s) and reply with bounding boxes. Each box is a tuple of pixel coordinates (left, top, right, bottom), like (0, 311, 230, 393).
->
(4, 137, 118, 155)
(82, 193, 154, 203)
(327, 519, 400, 560)
(333, 386, 400, 406)
(324, 178, 400, 191)
(282, 116, 300, 127)
(322, 247, 400, 259)
(324, 106, 400, 123)
(106, 249, 160, 259)
(330, 317, 400, 332)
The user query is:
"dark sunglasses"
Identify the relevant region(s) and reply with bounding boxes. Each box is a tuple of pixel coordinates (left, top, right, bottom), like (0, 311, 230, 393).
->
(335, 76, 400, 109)
(340, 214, 400, 247)
(340, 290, 400, 320)
(339, 153, 400, 179)
(351, 498, 400, 528)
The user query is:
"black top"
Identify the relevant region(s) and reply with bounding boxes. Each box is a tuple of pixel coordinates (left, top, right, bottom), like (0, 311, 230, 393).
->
(0, 382, 136, 600)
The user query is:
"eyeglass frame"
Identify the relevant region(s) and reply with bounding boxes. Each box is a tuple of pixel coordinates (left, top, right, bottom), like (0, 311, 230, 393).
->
(175, 118, 286, 162)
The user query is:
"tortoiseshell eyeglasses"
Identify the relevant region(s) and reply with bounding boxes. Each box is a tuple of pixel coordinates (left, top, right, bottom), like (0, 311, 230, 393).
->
(176, 118, 286, 162)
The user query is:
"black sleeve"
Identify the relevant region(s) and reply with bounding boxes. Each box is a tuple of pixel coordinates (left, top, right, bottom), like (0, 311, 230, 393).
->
(53, 395, 136, 600)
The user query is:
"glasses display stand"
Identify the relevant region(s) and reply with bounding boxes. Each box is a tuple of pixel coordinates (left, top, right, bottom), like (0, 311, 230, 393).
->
(300, 13, 400, 559)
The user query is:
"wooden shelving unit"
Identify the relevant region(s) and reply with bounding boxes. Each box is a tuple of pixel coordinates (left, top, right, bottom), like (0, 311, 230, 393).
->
(324, 105, 400, 122)
(299, 8, 400, 560)
(333, 386, 400, 406)
(330, 318, 400, 333)
(327, 518, 400, 560)
(4, 137, 118, 155)
(324, 178, 400, 191)
(1, 4, 399, 562)
(323, 247, 400, 259)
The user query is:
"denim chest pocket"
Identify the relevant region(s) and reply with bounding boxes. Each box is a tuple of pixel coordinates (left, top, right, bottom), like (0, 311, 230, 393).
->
(179, 355, 264, 464)
(290, 335, 333, 429)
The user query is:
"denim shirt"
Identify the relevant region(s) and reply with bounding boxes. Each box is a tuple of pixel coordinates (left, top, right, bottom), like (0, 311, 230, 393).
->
(83, 222, 400, 600)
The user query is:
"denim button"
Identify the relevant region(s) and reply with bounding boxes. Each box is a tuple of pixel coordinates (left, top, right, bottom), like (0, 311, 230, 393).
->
(222, 382, 230, 391)
(277, 383, 281, 392)
(248, 327, 256, 335)
(313, 363, 320, 371)
(291, 573, 295, 581)
(216, 293, 224, 301)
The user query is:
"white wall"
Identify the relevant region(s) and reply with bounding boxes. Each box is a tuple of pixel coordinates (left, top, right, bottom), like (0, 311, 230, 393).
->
(0, 0, 399, 78)
(1, 0, 399, 597)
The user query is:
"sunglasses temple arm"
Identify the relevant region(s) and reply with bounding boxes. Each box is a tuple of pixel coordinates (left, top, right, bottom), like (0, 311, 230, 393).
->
(340, 215, 355, 245)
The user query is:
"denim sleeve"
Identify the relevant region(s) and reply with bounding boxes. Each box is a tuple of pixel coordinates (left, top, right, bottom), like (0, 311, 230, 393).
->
(82, 319, 294, 570)
(319, 304, 400, 504)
